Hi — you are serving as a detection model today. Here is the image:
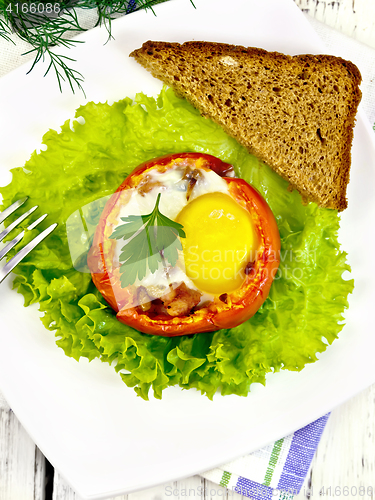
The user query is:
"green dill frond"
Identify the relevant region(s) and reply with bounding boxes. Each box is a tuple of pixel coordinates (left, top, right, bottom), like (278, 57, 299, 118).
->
(0, 0, 195, 94)
(0, 15, 14, 43)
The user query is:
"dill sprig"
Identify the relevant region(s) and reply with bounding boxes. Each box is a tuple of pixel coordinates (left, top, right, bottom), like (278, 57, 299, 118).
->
(0, 0, 185, 94)
(13, 7, 86, 93)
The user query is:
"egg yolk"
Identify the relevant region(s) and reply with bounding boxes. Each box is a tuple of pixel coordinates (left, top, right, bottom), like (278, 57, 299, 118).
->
(176, 192, 258, 295)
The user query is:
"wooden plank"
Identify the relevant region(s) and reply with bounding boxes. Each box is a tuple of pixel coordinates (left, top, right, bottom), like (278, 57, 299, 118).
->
(0, 408, 46, 500)
(52, 472, 79, 500)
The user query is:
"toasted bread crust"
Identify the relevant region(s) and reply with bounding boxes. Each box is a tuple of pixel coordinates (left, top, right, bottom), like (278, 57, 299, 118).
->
(130, 41, 362, 210)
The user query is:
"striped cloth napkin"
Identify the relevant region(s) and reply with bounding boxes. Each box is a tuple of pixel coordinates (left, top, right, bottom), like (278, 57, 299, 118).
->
(201, 14, 375, 500)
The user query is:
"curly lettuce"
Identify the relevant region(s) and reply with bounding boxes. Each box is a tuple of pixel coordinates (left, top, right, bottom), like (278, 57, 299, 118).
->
(0, 87, 354, 400)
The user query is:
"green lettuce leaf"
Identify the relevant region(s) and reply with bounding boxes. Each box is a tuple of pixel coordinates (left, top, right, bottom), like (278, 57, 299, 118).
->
(0, 87, 354, 400)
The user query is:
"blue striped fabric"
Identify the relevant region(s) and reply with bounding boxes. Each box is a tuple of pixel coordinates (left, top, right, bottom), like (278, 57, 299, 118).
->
(202, 414, 330, 499)
(277, 414, 330, 494)
(235, 478, 275, 499)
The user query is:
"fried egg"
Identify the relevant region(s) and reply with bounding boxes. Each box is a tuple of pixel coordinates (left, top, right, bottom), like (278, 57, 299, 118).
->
(110, 158, 258, 306)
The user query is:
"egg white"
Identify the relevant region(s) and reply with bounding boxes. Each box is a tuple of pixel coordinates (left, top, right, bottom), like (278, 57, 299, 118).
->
(111, 166, 231, 306)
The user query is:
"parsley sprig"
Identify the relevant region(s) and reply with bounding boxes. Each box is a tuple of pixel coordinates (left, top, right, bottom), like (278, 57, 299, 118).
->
(0, 0, 179, 94)
(110, 193, 186, 288)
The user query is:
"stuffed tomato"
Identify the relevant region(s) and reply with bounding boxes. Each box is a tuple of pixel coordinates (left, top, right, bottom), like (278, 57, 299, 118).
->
(88, 152, 280, 336)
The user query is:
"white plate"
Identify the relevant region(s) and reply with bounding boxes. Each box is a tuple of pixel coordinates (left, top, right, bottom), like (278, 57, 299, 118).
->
(1, 0, 375, 499)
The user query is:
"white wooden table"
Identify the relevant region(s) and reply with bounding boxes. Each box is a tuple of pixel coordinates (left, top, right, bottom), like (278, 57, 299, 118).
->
(1, 1, 375, 499)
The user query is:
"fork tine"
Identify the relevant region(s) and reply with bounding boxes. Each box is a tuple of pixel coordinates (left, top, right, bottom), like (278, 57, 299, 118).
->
(0, 213, 49, 261)
(0, 205, 38, 243)
(0, 223, 58, 284)
(0, 197, 28, 225)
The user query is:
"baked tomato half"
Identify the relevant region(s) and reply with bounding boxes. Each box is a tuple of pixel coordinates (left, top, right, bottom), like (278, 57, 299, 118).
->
(88, 152, 280, 336)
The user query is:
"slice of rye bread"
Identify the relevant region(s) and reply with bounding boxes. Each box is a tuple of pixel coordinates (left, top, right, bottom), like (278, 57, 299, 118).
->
(130, 41, 362, 211)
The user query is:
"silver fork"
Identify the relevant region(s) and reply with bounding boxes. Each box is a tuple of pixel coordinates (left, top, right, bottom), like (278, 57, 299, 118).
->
(0, 197, 57, 283)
